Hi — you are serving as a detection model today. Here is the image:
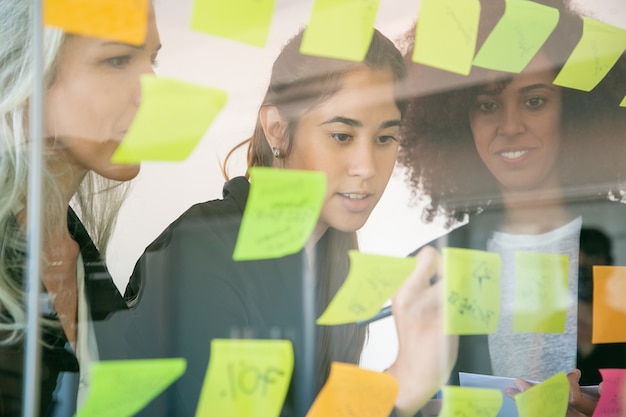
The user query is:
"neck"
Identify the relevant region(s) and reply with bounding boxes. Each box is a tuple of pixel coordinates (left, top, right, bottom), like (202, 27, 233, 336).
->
(499, 188, 574, 234)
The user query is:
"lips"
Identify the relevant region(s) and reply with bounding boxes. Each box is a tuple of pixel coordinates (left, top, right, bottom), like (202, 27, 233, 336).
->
(337, 192, 372, 212)
(339, 193, 369, 200)
(496, 148, 533, 162)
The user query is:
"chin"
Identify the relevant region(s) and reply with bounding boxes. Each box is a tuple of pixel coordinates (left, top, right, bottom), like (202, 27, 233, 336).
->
(100, 164, 141, 182)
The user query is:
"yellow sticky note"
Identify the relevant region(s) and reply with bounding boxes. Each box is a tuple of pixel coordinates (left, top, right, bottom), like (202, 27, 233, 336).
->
(306, 362, 398, 417)
(514, 372, 569, 417)
(316, 251, 417, 325)
(300, 0, 380, 62)
(513, 252, 568, 333)
(412, 0, 480, 75)
(439, 386, 502, 417)
(553, 17, 626, 91)
(592, 266, 626, 343)
(75, 358, 186, 417)
(195, 339, 293, 417)
(620, 95, 626, 107)
(111, 75, 227, 163)
(473, 0, 559, 73)
(444, 248, 501, 335)
(44, 0, 148, 45)
(232, 167, 326, 260)
(190, 0, 275, 47)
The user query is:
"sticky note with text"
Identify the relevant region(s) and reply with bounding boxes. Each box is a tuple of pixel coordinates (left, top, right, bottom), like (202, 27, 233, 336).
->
(195, 339, 293, 417)
(553, 17, 626, 91)
(232, 167, 326, 260)
(44, 0, 148, 45)
(473, 0, 559, 73)
(513, 252, 568, 333)
(111, 75, 227, 163)
(316, 251, 417, 325)
(74, 358, 186, 417)
(592, 369, 626, 417)
(306, 362, 397, 417)
(439, 386, 503, 417)
(592, 266, 626, 343)
(514, 372, 569, 417)
(443, 248, 501, 335)
(190, 0, 275, 47)
(300, 0, 380, 62)
(412, 0, 480, 75)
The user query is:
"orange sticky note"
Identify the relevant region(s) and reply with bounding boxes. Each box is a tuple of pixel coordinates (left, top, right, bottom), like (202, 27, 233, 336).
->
(44, 0, 148, 45)
(306, 362, 398, 417)
(593, 266, 626, 343)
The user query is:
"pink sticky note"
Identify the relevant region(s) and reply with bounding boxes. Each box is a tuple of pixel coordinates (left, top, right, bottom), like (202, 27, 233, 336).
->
(592, 369, 626, 417)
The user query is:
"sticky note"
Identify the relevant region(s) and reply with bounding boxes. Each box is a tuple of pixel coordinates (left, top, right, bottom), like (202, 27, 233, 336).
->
(553, 17, 626, 92)
(75, 358, 186, 417)
(232, 167, 326, 260)
(412, 0, 480, 75)
(195, 339, 293, 417)
(592, 369, 626, 417)
(306, 362, 398, 417)
(443, 248, 501, 335)
(514, 372, 569, 417)
(592, 266, 626, 343)
(513, 252, 568, 333)
(300, 0, 380, 62)
(620, 95, 626, 107)
(439, 386, 503, 417)
(111, 75, 227, 163)
(473, 0, 559, 73)
(190, 0, 275, 47)
(316, 251, 417, 325)
(44, 0, 148, 45)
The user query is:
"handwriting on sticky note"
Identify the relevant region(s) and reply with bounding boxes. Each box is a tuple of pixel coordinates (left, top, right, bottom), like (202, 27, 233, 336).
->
(513, 252, 568, 333)
(195, 339, 293, 417)
(232, 167, 325, 260)
(75, 358, 186, 417)
(593, 369, 626, 417)
(473, 0, 559, 73)
(593, 266, 626, 343)
(44, 0, 148, 45)
(190, 0, 275, 47)
(111, 75, 227, 163)
(299, 0, 380, 62)
(554, 17, 626, 91)
(412, 0, 480, 75)
(306, 362, 397, 417)
(443, 248, 501, 335)
(515, 372, 569, 417)
(439, 386, 502, 417)
(316, 251, 417, 325)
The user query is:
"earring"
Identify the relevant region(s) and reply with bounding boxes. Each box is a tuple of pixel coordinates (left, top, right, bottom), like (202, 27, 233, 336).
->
(272, 147, 285, 159)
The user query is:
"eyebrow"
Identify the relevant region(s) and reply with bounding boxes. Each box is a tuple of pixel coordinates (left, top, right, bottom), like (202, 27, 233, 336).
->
(101, 42, 162, 52)
(477, 82, 554, 96)
(519, 83, 554, 93)
(319, 116, 401, 129)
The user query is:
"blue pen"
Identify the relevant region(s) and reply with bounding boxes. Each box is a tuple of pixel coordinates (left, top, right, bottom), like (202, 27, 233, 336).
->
(356, 305, 393, 326)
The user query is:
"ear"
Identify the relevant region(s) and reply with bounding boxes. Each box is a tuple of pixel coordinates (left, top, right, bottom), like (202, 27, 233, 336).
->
(259, 106, 287, 150)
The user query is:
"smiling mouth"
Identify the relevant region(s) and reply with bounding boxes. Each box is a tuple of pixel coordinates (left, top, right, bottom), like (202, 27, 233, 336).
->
(498, 149, 530, 160)
(339, 193, 369, 200)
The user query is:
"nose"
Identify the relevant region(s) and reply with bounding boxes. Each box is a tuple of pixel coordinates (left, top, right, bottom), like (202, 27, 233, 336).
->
(347, 140, 376, 179)
(498, 105, 525, 138)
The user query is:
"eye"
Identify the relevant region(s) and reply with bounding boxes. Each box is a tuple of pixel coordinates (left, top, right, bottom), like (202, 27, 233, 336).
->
(477, 101, 498, 113)
(376, 135, 397, 145)
(151, 52, 160, 68)
(330, 133, 352, 143)
(525, 96, 546, 110)
(107, 56, 131, 68)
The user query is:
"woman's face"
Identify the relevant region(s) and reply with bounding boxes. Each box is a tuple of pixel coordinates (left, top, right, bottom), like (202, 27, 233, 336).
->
(469, 53, 563, 195)
(283, 66, 401, 234)
(44, 5, 161, 182)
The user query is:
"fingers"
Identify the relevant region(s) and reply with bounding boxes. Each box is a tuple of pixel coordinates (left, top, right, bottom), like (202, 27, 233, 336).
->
(567, 369, 597, 417)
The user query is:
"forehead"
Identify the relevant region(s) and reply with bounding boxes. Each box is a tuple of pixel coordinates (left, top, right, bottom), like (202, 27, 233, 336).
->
(320, 66, 397, 108)
(482, 52, 558, 93)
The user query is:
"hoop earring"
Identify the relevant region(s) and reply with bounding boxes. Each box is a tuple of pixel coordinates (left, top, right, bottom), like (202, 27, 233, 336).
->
(272, 147, 285, 159)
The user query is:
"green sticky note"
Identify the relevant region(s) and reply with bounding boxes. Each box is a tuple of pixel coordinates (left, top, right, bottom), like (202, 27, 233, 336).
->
(439, 386, 503, 417)
(412, 0, 480, 75)
(553, 17, 626, 91)
(515, 372, 569, 417)
(190, 0, 275, 47)
(75, 358, 186, 417)
(620, 95, 626, 107)
(317, 251, 417, 325)
(300, 0, 380, 62)
(473, 0, 559, 73)
(443, 248, 501, 335)
(232, 167, 326, 260)
(195, 339, 294, 417)
(513, 252, 568, 333)
(111, 75, 227, 163)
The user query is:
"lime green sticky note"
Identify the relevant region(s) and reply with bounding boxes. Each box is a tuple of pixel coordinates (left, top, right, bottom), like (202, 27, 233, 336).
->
(111, 75, 227, 163)
(443, 248, 501, 335)
(300, 0, 380, 62)
(513, 252, 568, 333)
(190, 0, 275, 47)
(195, 339, 293, 417)
(317, 251, 417, 325)
(232, 167, 326, 260)
(473, 0, 559, 73)
(439, 386, 503, 417)
(620, 95, 626, 107)
(553, 17, 626, 91)
(412, 0, 480, 75)
(515, 372, 569, 417)
(75, 358, 186, 417)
